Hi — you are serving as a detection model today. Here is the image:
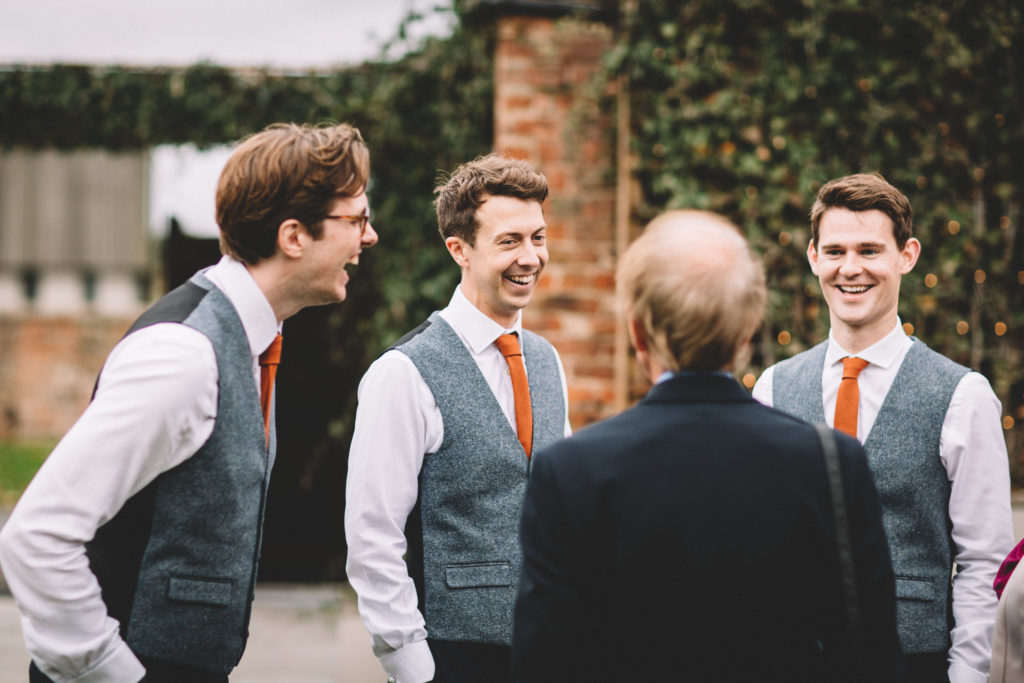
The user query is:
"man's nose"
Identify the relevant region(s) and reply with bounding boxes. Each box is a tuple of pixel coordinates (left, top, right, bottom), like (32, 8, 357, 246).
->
(837, 253, 862, 276)
(517, 242, 540, 267)
(362, 220, 379, 247)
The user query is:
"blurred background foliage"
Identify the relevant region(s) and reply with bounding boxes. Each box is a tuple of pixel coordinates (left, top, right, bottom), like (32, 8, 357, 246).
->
(609, 0, 1023, 478)
(1, 0, 1022, 576)
(0, 2, 494, 578)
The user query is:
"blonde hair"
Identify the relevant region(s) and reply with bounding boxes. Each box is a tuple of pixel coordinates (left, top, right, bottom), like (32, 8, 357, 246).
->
(617, 210, 766, 372)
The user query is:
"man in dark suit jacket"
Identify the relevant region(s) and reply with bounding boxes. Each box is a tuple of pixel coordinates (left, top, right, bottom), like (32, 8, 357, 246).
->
(511, 210, 904, 682)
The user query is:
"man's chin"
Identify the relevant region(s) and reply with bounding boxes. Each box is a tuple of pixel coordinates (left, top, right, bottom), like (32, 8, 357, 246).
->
(506, 292, 534, 311)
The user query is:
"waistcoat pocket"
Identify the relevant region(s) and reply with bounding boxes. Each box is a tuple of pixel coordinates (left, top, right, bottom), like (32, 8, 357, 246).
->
(444, 562, 512, 589)
(167, 575, 234, 607)
(894, 576, 936, 602)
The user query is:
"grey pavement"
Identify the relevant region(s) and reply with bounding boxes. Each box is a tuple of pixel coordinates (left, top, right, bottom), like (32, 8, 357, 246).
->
(0, 506, 385, 681)
(0, 583, 384, 683)
(2, 503, 1024, 682)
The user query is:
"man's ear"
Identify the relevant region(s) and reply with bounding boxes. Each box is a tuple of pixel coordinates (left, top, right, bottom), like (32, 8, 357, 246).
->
(900, 237, 922, 274)
(276, 219, 307, 259)
(806, 239, 820, 276)
(627, 316, 648, 353)
(445, 236, 470, 268)
(628, 315, 661, 383)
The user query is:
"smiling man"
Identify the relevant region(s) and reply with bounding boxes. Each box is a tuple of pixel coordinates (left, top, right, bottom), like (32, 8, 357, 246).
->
(0, 122, 377, 683)
(753, 173, 1013, 683)
(345, 154, 570, 683)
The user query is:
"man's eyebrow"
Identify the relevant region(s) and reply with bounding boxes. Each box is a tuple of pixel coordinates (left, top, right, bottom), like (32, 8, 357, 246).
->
(820, 240, 887, 249)
(495, 225, 546, 239)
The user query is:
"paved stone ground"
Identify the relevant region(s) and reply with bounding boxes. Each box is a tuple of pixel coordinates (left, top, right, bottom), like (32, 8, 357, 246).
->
(0, 505, 385, 681)
(2, 503, 1024, 682)
(0, 583, 384, 683)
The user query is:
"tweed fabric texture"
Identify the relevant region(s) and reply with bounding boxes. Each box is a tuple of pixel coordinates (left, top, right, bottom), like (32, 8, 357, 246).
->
(773, 338, 969, 653)
(85, 272, 275, 674)
(396, 312, 565, 645)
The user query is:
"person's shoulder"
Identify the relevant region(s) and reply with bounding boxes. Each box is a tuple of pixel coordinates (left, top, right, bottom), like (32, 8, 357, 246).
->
(387, 315, 440, 353)
(521, 327, 556, 352)
(534, 407, 636, 459)
(772, 339, 828, 370)
(905, 338, 974, 398)
(742, 400, 833, 454)
(366, 346, 421, 372)
(908, 337, 969, 372)
(113, 321, 214, 362)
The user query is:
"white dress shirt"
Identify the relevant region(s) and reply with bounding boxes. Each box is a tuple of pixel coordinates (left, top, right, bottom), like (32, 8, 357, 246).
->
(344, 286, 571, 683)
(0, 256, 279, 683)
(753, 322, 1014, 683)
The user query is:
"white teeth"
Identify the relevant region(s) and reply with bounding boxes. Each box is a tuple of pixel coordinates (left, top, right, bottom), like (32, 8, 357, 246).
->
(507, 274, 533, 285)
(838, 285, 870, 293)
(348, 255, 359, 265)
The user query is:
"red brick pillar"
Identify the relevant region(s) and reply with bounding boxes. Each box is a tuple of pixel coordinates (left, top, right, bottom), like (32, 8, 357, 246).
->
(493, 13, 619, 428)
(0, 316, 129, 439)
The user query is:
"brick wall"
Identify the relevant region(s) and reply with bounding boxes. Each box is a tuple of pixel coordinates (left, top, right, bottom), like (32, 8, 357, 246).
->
(493, 13, 624, 428)
(0, 316, 129, 440)
(1, 13, 627, 440)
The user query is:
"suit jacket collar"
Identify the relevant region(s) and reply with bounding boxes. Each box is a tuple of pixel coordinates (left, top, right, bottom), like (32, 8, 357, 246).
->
(642, 372, 754, 405)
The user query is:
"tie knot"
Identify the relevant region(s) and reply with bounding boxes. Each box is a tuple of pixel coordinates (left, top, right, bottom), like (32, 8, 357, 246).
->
(260, 334, 283, 366)
(494, 333, 522, 358)
(841, 356, 869, 379)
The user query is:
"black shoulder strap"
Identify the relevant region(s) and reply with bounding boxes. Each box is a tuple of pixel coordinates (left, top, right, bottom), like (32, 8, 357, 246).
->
(814, 422, 863, 654)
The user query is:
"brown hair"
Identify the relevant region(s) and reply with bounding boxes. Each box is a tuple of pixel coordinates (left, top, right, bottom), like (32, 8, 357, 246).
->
(216, 122, 370, 264)
(617, 211, 766, 372)
(809, 173, 913, 248)
(434, 154, 548, 245)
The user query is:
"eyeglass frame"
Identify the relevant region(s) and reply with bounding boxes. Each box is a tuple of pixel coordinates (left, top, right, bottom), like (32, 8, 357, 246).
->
(322, 208, 372, 234)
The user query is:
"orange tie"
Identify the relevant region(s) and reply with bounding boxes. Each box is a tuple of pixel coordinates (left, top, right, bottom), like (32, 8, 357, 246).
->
(495, 333, 533, 458)
(259, 334, 283, 444)
(834, 356, 869, 438)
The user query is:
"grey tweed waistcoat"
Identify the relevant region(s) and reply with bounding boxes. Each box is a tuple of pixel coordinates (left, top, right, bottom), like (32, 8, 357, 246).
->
(85, 271, 275, 674)
(396, 312, 565, 645)
(772, 338, 969, 654)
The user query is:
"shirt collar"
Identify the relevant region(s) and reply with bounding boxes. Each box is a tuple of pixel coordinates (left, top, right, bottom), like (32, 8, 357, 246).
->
(825, 319, 912, 370)
(443, 285, 524, 355)
(656, 370, 734, 384)
(205, 255, 281, 358)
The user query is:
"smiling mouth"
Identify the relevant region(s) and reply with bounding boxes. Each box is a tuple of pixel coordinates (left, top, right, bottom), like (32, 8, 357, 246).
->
(836, 284, 872, 294)
(347, 254, 360, 265)
(506, 273, 535, 286)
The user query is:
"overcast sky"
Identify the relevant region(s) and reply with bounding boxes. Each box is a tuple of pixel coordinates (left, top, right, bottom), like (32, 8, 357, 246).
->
(0, 0, 454, 69)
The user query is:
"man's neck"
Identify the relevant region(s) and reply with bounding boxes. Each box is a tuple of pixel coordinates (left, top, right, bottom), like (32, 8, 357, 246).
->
(829, 316, 897, 354)
(454, 285, 520, 331)
(247, 260, 292, 323)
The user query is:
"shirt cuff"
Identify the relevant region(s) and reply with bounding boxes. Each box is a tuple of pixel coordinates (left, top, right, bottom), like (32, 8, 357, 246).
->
(948, 659, 988, 683)
(45, 639, 145, 683)
(378, 639, 435, 683)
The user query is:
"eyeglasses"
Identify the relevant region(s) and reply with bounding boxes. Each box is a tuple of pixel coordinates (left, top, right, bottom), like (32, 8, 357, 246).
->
(323, 208, 371, 234)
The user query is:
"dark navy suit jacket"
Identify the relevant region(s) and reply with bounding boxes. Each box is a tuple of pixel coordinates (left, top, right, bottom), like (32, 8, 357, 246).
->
(512, 373, 903, 682)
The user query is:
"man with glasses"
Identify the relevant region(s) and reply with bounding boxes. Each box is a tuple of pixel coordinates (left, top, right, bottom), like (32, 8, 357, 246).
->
(345, 154, 571, 683)
(0, 122, 377, 683)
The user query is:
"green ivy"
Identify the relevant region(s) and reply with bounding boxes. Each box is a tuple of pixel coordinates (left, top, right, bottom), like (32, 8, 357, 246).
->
(610, 0, 1024, 480)
(0, 4, 493, 578)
